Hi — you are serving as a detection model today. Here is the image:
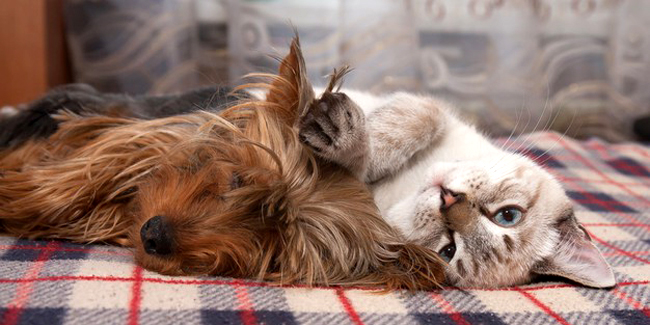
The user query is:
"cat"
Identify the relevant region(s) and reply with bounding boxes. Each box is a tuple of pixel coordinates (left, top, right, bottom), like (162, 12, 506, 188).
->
(299, 89, 617, 288)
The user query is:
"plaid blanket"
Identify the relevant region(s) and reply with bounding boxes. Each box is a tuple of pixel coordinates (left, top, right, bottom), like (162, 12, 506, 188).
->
(1, 132, 648, 325)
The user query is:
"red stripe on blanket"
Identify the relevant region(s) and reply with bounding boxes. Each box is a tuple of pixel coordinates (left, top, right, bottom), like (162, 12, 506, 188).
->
(583, 223, 650, 228)
(546, 162, 647, 229)
(588, 141, 650, 181)
(232, 280, 258, 325)
(1, 241, 59, 325)
(549, 133, 650, 207)
(128, 266, 144, 325)
(556, 175, 646, 188)
(429, 293, 471, 325)
(604, 251, 650, 257)
(0, 275, 646, 293)
(611, 288, 650, 318)
(626, 145, 650, 160)
(336, 289, 364, 325)
(0, 244, 131, 256)
(589, 233, 650, 264)
(516, 288, 570, 325)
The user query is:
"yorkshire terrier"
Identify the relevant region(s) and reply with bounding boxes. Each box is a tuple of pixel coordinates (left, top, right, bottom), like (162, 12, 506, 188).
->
(0, 37, 445, 290)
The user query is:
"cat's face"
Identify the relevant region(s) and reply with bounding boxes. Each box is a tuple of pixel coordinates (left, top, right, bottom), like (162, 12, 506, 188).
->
(386, 153, 616, 288)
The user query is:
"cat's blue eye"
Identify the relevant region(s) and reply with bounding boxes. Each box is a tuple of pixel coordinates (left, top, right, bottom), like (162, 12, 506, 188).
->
(493, 207, 523, 227)
(438, 242, 456, 263)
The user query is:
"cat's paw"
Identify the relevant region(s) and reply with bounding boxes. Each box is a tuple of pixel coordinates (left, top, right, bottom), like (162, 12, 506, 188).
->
(299, 92, 368, 176)
(299, 92, 366, 156)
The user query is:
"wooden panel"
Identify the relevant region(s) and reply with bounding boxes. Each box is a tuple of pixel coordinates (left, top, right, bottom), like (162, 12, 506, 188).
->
(0, 0, 70, 106)
(45, 0, 71, 88)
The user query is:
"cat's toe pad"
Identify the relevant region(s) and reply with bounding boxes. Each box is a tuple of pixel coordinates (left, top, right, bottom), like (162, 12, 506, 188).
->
(299, 92, 364, 155)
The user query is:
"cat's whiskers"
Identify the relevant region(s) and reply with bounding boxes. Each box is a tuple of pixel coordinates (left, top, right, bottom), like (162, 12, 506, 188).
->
(498, 90, 528, 152)
(490, 79, 547, 171)
(508, 77, 552, 156)
(534, 105, 582, 166)
(516, 101, 580, 168)
(515, 108, 560, 159)
(488, 107, 533, 172)
(510, 112, 545, 155)
(489, 104, 527, 172)
(503, 103, 535, 155)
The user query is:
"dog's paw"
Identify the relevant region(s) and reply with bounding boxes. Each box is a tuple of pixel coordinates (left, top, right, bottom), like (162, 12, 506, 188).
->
(299, 92, 366, 157)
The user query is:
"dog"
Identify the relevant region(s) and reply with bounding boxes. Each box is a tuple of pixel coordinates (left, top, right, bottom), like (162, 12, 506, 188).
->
(0, 37, 445, 290)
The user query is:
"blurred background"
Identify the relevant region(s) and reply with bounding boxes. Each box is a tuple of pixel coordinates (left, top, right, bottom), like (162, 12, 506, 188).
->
(0, 0, 648, 141)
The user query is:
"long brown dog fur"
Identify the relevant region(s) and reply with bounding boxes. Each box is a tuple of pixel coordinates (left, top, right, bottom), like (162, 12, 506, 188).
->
(0, 38, 445, 290)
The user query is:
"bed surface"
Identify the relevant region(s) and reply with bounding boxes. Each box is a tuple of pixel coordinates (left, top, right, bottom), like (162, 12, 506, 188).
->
(1, 132, 648, 325)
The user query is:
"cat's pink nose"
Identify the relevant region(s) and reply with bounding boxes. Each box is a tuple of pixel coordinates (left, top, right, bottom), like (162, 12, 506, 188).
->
(440, 186, 464, 210)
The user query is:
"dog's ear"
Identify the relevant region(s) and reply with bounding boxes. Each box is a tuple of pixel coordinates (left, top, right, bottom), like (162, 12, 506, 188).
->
(265, 36, 315, 125)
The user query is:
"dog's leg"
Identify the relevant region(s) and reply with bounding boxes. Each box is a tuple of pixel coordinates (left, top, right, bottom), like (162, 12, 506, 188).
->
(298, 92, 369, 179)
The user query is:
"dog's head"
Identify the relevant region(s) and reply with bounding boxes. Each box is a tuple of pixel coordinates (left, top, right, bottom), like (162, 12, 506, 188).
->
(132, 138, 287, 277)
(130, 38, 319, 278)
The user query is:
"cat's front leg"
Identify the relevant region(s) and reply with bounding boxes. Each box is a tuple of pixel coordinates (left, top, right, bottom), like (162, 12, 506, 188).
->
(299, 92, 369, 179)
(365, 93, 447, 182)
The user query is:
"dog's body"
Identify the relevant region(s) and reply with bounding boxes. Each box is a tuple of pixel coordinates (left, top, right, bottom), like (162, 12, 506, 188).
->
(0, 39, 444, 290)
(0, 83, 241, 150)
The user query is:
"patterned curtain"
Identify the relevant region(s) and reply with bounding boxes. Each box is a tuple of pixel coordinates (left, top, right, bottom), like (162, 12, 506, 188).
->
(64, 0, 650, 141)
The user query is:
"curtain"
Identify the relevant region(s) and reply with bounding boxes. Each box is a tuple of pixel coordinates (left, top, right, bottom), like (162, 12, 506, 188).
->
(64, 0, 650, 141)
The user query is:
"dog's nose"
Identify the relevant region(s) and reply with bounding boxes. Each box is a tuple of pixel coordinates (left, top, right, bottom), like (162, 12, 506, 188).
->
(440, 186, 465, 210)
(140, 215, 174, 256)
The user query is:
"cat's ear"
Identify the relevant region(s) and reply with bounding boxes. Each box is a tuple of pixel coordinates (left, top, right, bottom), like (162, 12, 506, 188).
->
(265, 35, 315, 125)
(533, 214, 616, 288)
